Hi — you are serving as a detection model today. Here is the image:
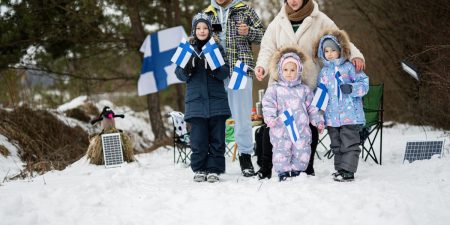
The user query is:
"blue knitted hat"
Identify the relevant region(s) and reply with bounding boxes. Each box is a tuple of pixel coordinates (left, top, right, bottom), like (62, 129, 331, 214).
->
(191, 13, 212, 38)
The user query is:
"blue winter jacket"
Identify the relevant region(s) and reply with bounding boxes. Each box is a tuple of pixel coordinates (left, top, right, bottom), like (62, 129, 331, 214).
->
(316, 33, 369, 127)
(175, 42, 231, 121)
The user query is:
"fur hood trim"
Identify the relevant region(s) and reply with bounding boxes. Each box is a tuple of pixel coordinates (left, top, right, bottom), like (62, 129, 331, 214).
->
(269, 45, 316, 89)
(312, 28, 351, 62)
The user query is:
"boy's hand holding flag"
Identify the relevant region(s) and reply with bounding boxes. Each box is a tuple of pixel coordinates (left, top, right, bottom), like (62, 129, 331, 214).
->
(228, 60, 248, 90)
(202, 38, 225, 70)
(171, 38, 195, 69)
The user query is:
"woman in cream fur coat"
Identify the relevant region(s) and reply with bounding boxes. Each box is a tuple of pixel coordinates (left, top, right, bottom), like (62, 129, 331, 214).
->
(254, 0, 365, 178)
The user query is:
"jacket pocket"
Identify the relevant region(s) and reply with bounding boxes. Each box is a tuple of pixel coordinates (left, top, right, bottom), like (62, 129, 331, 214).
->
(209, 90, 227, 99)
(209, 90, 229, 114)
(185, 89, 201, 103)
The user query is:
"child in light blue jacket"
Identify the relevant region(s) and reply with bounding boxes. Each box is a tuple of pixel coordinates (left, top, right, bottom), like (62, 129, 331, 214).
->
(314, 29, 369, 182)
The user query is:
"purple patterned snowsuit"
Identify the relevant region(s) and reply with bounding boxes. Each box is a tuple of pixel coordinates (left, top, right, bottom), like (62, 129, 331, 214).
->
(262, 67, 323, 175)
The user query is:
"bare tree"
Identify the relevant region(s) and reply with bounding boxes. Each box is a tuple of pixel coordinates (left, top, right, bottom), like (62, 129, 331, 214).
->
(323, 0, 450, 129)
(124, 0, 170, 147)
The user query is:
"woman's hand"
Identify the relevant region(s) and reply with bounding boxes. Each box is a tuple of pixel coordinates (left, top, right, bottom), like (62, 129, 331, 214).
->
(352, 58, 365, 72)
(255, 66, 265, 81)
(317, 122, 325, 134)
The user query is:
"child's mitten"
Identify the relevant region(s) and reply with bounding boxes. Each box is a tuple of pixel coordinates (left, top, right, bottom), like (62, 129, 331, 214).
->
(340, 84, 352, 94)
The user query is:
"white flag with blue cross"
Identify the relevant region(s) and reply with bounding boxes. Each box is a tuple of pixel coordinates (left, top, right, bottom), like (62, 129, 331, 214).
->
(312, 83, 329, 111)
(334, 66, 343, 101)
(280, 108, 300, 144)
(138, 26, 185, 96)
(228, 60, 248, 90)
(201, 38, 225, 70)
(170, 38, 195, 69)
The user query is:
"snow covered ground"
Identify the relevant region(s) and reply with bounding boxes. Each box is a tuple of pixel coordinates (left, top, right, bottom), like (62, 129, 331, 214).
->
(1, 121, 449, 225)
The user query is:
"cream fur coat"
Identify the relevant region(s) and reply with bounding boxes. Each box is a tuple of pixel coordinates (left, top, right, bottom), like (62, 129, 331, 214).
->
(256, 1, 365, 86)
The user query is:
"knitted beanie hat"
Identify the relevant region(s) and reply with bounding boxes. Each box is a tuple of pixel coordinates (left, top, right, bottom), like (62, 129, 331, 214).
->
(191, 13, 212, 38)
(322, 38, 340, 52)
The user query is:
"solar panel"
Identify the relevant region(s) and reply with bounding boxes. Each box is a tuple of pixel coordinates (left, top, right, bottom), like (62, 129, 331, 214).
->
(101, 133, 124, 168)
(403, 140, 444, 163)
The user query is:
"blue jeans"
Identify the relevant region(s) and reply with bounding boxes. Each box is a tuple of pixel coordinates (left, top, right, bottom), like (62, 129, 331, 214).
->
(224, 77, 253, 155)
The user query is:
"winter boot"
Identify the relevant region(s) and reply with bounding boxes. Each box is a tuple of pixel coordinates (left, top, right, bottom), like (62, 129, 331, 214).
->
(333, 170, 355, 182)
(206, 173, 220, 183)
(304, 166, 315, 176)
(193, 171, 207, 182)
(278, 172, 290, 182)
(332, 169, 345, 177)
(257, 168, 272, 180)
(238, 153, 256, 177)
(291, 170, 301, 177)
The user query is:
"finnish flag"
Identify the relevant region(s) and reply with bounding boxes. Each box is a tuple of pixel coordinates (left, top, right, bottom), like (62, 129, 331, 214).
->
(312, 83, 329, 111)
(170, 38, 195, 69)
(280, 109, 300, 144)
(201, 38, 225, 70)
(138, 26, 185, 96)
(228, 60, 248, 90)
(334, 66, 343, 101)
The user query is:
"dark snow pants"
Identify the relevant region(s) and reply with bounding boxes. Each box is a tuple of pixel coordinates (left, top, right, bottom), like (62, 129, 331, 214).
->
(328, 125, 362, 173)
(188, 116, 227, 174)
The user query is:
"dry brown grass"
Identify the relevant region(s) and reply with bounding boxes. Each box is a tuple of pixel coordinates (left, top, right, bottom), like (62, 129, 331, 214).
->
(82, 102, 100, 116)
(0, 107, 89, 176)
(86, 135, 103, 165)
(65, 108, 91, 123)
(86, 128, 135, 165)
(0, 145, 10, 157)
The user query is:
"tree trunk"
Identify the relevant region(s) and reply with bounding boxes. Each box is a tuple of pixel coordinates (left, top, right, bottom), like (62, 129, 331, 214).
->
(173, 0, 185, 112)
(125, 0, 169, 145)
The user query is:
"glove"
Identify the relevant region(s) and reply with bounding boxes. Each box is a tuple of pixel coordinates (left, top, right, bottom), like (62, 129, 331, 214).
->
(340, 84, 353, 94)
(205, 60, 216, 78)
(184, 55, 198, 74)
(205, 60, 213, 72)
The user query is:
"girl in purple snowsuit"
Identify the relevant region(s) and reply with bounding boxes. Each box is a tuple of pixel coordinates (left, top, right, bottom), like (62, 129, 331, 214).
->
(262, 46, 324, 181)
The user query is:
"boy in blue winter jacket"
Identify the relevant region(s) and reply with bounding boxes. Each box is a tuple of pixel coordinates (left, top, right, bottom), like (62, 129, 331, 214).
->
(314, 29, 369, 182)
(175, 13, 231, 183)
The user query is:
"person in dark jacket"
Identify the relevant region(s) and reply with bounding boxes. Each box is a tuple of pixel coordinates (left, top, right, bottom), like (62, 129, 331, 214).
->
(175, 13, 231, 183)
